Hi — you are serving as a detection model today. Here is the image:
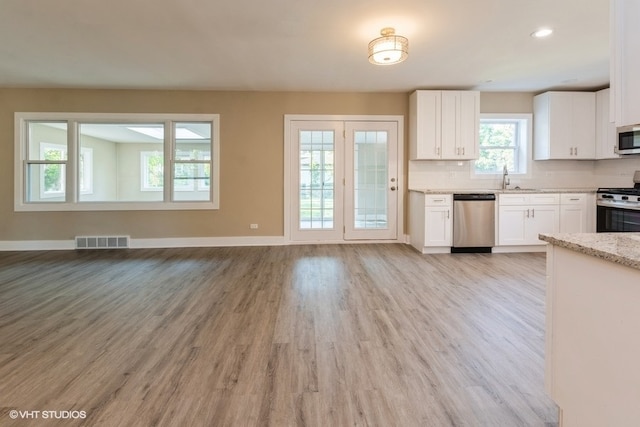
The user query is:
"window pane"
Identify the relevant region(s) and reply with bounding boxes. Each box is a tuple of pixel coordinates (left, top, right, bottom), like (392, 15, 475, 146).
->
(475, 118, 526, 175)
(479, 122, 517, 147)
(78, 123, 163, 202)
(27, 163, 66, 202)
(173, 163, 211, 201)
(28, 122, 67, 160)
(174, 122, 211, 160)
(476, 148, 516, 174)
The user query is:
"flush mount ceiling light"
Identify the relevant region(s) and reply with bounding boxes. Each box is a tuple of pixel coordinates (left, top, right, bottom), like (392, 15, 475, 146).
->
(368, 27, 408, 65)
(531, 28, 553, 38)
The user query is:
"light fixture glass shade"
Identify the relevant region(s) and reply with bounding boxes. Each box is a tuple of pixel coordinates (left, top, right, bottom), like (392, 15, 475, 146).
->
(368, 27, 408, 65)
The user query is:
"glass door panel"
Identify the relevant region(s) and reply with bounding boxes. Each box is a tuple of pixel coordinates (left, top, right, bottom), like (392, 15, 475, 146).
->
(290, 121, 343, 241)
(299, 130, 335, 229)
(344, 122, 398, 240)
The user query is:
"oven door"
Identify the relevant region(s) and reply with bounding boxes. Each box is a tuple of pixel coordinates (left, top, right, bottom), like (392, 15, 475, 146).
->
(597, 204, 640, 232)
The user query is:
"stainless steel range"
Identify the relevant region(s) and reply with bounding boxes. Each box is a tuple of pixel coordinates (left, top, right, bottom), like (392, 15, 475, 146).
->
(597, 171, 640, 232)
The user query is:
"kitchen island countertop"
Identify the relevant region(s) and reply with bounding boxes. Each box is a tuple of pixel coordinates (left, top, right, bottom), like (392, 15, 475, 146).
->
(539, 232, 640, 271)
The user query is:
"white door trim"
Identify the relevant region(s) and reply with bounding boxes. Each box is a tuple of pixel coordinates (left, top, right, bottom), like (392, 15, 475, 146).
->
(284, 114, 404, 244)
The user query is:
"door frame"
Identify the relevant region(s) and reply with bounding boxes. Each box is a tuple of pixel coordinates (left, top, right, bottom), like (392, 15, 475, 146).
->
(284, 114, 404, 244)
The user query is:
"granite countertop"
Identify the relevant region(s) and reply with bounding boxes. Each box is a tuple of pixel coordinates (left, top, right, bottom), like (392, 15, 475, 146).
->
(539, 232, 640, 271)
(409, 188, 597, 194)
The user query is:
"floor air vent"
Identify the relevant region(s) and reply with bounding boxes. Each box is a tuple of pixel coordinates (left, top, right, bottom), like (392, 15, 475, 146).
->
(75, 236, 130, 249)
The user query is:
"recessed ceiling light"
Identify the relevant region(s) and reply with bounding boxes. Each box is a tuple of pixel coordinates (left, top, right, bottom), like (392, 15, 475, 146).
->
(531, 28, 553, 38)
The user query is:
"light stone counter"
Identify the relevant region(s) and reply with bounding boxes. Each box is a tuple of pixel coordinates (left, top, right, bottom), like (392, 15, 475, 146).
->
(409, 188, 597, 194)
(539, 232, 640, 271)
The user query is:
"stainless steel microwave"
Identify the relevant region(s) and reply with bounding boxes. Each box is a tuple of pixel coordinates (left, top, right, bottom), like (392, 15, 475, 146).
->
(616, 125, 640, 155)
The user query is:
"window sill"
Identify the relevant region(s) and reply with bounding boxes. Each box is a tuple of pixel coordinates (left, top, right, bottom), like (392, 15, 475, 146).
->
(14, 201, 219, 212)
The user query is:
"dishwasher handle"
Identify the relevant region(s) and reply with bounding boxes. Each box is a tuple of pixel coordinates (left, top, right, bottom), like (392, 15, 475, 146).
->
(453, 193, 496, 201)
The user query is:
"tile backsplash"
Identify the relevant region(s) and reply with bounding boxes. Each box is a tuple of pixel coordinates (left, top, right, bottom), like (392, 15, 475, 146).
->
(409, 157, 640, 190)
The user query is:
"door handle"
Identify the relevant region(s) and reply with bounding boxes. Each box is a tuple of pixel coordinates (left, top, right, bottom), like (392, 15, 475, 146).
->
(390, 186, 396, 191)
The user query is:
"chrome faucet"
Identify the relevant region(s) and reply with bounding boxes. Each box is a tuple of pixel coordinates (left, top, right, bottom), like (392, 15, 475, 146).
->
(502, 165, 510, 190)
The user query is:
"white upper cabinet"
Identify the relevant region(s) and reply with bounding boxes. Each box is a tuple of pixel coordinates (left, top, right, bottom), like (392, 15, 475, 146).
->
(596, 88, 619, 159)
(533, 91, 596, 160)
(410, 90, 479, 160)
(611, 0, 640, 127)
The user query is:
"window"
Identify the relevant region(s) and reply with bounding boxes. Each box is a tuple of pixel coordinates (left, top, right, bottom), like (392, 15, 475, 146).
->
(15, 113, 220, 211)
(39, 143, 93, 199)
(473, 114, 532, 177)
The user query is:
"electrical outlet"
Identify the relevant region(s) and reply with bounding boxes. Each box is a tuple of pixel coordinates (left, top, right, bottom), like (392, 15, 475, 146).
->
(250, 224, 259, 229)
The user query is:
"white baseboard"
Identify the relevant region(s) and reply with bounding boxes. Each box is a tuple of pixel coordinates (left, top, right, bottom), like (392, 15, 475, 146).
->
(0, 240, 75, 251)
(0, 236, 287, 251)
(492, 244, 547, 253)
(131, 236, 286, 249)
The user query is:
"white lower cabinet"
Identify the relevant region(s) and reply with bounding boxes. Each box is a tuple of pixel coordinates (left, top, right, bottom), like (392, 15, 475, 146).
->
(498, 193, 560, 246)
(425, 204, 452, 247)
(559, 193, 590, 233)
(409, 192, 452, 253)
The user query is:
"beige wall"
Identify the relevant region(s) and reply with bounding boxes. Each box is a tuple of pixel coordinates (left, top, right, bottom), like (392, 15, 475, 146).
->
(1, 88, 408, 241)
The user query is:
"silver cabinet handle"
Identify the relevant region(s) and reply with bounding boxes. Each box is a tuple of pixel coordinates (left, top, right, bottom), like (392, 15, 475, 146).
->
(526, 209, 530, 218)
(447, 209, 450, 219)
(532, 208, 535, 218)
(575, 147, 578, 156)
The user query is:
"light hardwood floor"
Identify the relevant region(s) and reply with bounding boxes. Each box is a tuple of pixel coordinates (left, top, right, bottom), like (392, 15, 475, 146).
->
(0, 245, 557, 426)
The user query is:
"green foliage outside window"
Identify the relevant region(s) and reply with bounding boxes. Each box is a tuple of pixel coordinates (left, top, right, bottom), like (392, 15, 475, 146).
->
(146, 153, 164, 188)
(475, 122, 517, 174)
(43, 148, 63, 192)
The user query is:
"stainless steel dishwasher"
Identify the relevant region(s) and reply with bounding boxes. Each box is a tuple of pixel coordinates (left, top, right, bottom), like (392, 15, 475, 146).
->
(452, 193, 495, 253)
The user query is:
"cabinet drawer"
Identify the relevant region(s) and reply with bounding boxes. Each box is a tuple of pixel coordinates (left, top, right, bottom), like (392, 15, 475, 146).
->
(499, 193, 560, 206)
(425, 194, 452, 206)
(499, 194, 530, 205)
(560, 193, 587, 205)
(530, 193, 560, 205)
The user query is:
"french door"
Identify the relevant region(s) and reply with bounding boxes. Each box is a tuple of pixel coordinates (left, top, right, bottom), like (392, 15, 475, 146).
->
(287, 117, 401, 242)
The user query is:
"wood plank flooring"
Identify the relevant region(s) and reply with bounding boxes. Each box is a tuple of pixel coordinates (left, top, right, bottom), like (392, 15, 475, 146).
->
(0, 245, 557, 426)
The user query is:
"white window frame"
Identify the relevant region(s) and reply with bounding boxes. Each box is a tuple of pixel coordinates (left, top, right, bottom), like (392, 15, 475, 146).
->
(471, 113, 532, 180)
(14, 112, 220, 211)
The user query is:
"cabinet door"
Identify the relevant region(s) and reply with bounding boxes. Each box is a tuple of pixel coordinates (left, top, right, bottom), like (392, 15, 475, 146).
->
(572, 92, 596, 159)
(425, 206, 452, 246)
(613, 0, 640, 126)
(596, 88, 619, 159)
(410, 91, 441, 159)
(548, 93, 574, 159)
(498, 205, 528, 245)
(457, 91, 479, 159)
(535, 92, 596, 160)
(560, 206, 587, 233)
(560, 194, 588, 233)
(528, 205, 559, 244)
(440, 91, 459, 159)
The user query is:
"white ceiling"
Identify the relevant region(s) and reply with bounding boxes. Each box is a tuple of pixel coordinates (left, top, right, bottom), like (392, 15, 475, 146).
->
(0, 0, 609, 93)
